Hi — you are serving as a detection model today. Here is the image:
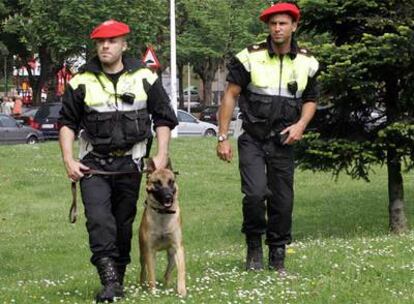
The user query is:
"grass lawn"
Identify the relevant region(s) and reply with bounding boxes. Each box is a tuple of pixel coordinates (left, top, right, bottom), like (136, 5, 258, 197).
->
(0, 138, 413, 303)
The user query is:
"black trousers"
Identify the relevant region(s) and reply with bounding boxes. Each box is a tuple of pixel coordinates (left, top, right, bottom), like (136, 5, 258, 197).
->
(238, 132, 294, 247)
(80, 154, 142, 266)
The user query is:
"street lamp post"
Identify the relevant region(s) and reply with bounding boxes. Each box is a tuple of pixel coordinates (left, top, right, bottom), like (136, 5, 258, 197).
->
(187, 63, 191, 113)
(170, 0, 177, 137)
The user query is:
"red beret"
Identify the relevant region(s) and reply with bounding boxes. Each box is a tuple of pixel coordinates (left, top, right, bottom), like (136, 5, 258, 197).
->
(90, 20, 130, 39)
(259, 3, 300, 23)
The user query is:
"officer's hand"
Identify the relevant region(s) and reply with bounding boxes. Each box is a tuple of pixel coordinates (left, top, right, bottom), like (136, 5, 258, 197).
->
(281, 121, 306, 145)
(152, 153, 169, 169)
(64, 159, 90, 182)
(217, 140, 233, 162)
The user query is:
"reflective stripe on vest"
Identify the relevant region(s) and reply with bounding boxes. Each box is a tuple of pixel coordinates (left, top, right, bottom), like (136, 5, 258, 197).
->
(236, 44, 319, 99)
(69, 68, 157, 112)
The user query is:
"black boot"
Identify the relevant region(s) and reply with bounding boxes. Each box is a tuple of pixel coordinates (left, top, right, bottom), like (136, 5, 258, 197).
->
(116, 264, 126, 286)
(95, 257, 124, 303)
(245, 235, 263, 271)
(269, 245, 287, 275)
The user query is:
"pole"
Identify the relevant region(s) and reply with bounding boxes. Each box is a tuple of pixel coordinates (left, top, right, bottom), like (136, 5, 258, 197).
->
(3, 56, 7, 96)
(187, 63, 191, 113)
(170, 0, 178, 138)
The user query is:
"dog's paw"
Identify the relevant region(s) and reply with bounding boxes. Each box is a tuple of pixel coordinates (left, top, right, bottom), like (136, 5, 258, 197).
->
(177, 287, 187, 297)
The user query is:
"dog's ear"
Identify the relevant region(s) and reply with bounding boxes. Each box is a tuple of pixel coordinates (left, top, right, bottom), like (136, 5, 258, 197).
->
(145, 158, 156, 175)
(166, 158, 180, 176)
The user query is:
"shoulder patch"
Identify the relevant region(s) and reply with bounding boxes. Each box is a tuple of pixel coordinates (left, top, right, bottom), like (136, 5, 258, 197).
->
(247, 42, 267, 53)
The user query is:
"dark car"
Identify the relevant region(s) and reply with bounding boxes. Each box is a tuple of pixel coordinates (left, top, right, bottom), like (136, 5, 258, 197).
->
(0, 114, 45, 144)
(199, 105, 240, 126)
(32, 102, 62, 139)
(199, 105, 219, 125)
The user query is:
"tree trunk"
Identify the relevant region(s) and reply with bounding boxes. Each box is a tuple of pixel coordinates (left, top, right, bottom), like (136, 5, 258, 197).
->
(25, 62, 38, 104)
(193, 57, 220, 107)
(204, 78, 213, 106)
(46, 63, 63, 103)
(28, 45, 54, 106)
(177, 63, 184, 108)
(385, 77, 408, 234)
(386, 148, 407, 233)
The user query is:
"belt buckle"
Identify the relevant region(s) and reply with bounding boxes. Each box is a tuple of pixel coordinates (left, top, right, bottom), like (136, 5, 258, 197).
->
(110, 149, 126, 157)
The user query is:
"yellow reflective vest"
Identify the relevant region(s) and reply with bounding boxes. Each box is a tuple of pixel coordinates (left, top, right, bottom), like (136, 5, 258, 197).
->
(68, 63, 157, 153)
(235, 40, 319, 140)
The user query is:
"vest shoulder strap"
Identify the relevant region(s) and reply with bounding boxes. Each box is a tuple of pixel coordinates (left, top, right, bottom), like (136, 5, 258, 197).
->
(69, 71, 95, 90)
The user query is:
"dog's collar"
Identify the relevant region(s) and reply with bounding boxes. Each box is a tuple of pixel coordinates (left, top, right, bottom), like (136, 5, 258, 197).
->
(145, 200, 176, 214)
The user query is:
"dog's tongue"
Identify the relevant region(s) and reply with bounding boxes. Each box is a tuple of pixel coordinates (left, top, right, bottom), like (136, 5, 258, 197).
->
(164, 202, 173, 208)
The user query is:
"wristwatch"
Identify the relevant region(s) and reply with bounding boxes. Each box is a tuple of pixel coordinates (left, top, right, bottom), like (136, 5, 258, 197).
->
(217, 134, 228, 142)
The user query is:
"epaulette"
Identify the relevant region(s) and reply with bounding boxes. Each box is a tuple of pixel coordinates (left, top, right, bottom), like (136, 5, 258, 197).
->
(298, 48, 313, 57)
(247, 42, 267, 53)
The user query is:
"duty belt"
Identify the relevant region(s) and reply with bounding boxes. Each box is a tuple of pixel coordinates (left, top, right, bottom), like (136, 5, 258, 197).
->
(110, 149, 130, 157)
(90, 149, 131, 158)
(261, 130, 288, 144)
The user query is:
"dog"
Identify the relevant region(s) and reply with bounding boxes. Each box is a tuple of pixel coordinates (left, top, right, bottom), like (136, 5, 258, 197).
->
(138, 158, 186, 296)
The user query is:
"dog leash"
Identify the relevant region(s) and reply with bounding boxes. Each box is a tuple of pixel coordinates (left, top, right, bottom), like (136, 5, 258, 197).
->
(69, 167, 179, 223)
(69, 169, 140, 224)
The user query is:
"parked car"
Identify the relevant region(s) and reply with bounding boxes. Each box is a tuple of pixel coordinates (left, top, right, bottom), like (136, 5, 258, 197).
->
(32, 102, 62, 139)
(181, 100, 202, 110)
(306, 104, 387, 138)
(16, 106, 40, 127)
(229, 111, 243, 138)
(177, 109, 218, 137)
(183, 88, 200, 103)
(0, 114, 45, 144)
(199, 105, 219, 125)
(199, 105, 240, 126)
(181, 88, 202, 110)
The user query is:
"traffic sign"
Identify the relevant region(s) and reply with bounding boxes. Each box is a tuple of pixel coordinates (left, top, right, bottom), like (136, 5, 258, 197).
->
(142, 46, 161, 69)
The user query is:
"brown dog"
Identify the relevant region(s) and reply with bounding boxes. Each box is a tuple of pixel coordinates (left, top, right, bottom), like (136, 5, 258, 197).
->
(138, 159, 186, 296)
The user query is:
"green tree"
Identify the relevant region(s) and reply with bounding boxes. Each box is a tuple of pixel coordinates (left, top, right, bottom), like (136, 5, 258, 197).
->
(2, 0, 168, 105)
(3, 0, 88, 104)
(296, 0, 414, 233)
(176, 0, 264, 106)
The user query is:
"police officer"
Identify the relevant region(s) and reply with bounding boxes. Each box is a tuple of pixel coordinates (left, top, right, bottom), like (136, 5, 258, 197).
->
(217, 3, 319, 274)
(58, 20, 178, 302)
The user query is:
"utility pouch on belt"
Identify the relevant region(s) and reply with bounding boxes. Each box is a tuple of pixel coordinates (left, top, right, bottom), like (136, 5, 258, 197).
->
(287, 81, 298, 96)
